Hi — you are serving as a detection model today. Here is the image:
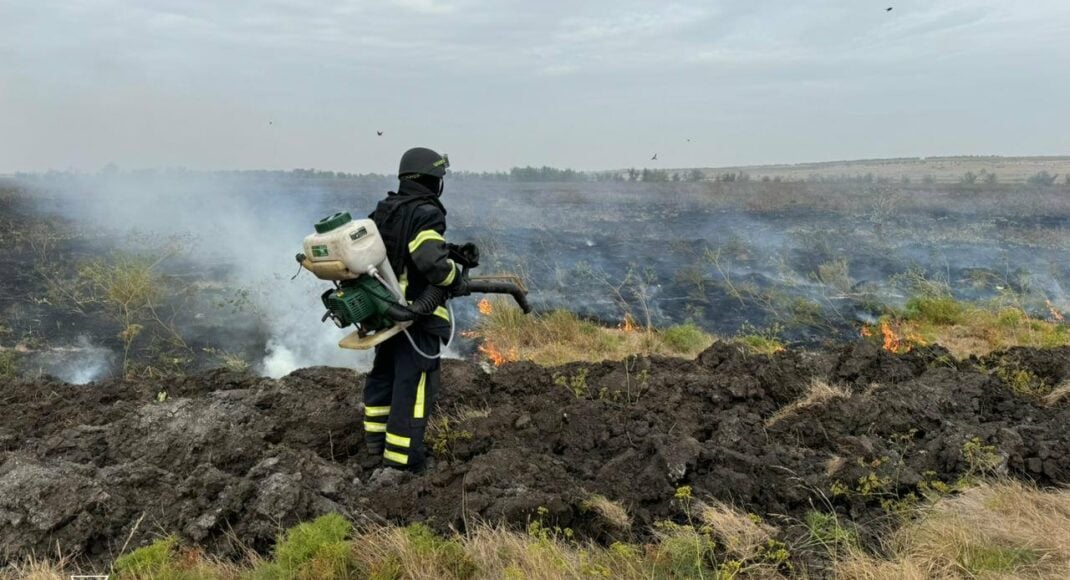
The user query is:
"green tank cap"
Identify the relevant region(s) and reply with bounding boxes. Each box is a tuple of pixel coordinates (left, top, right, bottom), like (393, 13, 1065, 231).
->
(315, 212, 352, 234)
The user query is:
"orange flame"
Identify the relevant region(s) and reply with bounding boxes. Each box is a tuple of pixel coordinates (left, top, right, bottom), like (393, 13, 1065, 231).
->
(879, 321, 924, 354)
(478, 298, 493, 316)
(860, 325, 873, 338)
(1047, 300, 1065, 322)
(620, 313, 637, 333)
(881, 321, 904, 353)
(478, 340, 517, 367)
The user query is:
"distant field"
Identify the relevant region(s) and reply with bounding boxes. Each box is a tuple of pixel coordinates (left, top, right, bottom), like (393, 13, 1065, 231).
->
(690, 155, 1070, 183)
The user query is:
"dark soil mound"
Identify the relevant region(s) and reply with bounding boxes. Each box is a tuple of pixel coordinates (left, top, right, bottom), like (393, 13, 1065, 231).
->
(1, 342, 1069, 565)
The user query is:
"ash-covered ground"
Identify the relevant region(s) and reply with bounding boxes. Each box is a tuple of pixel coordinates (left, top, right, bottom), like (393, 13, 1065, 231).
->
(1, 342, 1068, 569)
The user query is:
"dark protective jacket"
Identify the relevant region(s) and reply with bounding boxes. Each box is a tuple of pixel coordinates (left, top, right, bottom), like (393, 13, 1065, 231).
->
(369, 180, 458, 343)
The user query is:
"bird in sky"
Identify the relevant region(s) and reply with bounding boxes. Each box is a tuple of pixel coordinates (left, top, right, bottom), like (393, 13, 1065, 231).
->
(376, 130, 383, 136)
(886, 7, 893, 11)
(651, 153, 658, 160)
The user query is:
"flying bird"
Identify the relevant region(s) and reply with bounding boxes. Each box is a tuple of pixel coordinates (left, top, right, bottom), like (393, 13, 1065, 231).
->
(886, 7, 893, 11)
(376, 130, 383, 136)
(651, 153, 658, 161)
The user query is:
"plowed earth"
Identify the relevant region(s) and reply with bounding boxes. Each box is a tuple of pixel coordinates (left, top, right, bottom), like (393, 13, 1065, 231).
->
(1, 342, 1068, 568)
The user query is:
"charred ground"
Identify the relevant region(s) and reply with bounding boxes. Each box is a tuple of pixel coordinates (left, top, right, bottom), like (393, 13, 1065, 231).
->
(2, 341, 1068, 571)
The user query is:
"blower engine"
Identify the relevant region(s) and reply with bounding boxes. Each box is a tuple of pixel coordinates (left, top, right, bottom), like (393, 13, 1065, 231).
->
(297, 211, 531, 351)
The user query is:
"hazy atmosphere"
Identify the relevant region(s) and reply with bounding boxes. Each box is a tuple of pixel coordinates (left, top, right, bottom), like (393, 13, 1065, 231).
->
(3, 0, 1070, 172)
(5, 2, 1070, 578)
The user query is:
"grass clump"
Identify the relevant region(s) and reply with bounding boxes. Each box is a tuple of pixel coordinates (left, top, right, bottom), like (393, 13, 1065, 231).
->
(661, 322, 709, 353)
(804, 511, 858, 554)
(473, 300, 713, 366)
(113, 535, 180, 578)
(904, 295, 967, 325)
(1044, 380, 1070, 407)
(733, 329, 786, 355)
(251, 513, 355, 580)
(580, 494, 632, 532)
(891, 295, 1069, 358)
(0, 349, 17, 380)
(835, 480, 1070, 579)
(765, 378, 851, 427)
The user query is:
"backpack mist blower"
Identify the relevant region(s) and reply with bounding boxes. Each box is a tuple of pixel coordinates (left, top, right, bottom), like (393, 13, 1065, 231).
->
(295, 211, 531, 352)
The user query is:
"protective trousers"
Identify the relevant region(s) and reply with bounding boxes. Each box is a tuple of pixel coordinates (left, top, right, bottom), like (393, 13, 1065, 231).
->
(362, 333, 440, 469)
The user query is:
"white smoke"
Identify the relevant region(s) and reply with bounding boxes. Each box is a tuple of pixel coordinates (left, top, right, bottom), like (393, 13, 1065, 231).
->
(30, 172, 385, 376)
(28, 336, 114, 384)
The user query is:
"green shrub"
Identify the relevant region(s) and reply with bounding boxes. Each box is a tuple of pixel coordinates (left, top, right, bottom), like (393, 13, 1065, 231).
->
(661, 323, 708, 353)
(905, 296, 966, 325)
(113, 535, 180, 578)
(252, 513, 356, 580)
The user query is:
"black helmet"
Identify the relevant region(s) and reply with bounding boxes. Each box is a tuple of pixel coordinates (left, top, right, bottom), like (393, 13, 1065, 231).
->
(398, 147, 449, 179)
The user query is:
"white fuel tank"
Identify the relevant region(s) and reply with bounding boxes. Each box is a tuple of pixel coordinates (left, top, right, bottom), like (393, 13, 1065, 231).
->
(302, 213, 387, 280)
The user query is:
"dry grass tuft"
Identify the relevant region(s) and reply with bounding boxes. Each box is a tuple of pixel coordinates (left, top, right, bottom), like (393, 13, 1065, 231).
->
(473, 299, 714, 366)
(582, 494, 632, 531)
(2, 555, 69, 580)
(1043, 380, 1070, 407)
(765, 378, 851, 427)
(836, 480, 1070, 579)
(699, 500, 777, 559)
(826, 454, 848, 477)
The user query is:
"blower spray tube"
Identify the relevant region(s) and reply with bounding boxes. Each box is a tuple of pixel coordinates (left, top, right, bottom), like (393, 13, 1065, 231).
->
(374, 271, 454, 361)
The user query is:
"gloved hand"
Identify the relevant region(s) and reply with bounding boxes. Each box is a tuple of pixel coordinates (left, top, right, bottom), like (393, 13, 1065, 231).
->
(447, 242, 480, 269)
(448, 273, 472, 297)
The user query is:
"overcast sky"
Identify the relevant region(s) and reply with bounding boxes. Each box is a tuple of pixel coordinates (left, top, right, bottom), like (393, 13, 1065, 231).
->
(2, 0, 1069, 173)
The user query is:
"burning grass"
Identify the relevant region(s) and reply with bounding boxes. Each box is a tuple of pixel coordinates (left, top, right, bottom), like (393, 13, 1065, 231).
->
(871, 296, 1070, 358)
(16, 481, 1068, 579)
(472, 298, 714, 366)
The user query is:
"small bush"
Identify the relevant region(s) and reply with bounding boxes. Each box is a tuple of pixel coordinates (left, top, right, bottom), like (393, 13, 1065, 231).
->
(904, 295, 966, 325)
(660, 322, 708, 353)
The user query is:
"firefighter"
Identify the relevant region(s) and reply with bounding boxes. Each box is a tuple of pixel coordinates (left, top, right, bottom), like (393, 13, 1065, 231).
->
(362, 147, 467, 473)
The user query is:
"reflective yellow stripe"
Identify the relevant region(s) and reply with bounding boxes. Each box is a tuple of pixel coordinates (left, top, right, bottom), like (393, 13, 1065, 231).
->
(364, 421, 387, 433)
(386, 433, 411, 448)
(436, 260, 457, 286)
(414, 372, 427, 418)
(384, 450, 409, 465)
(365, 405, 390, 417)
(408, 230, 445, 253)
(433, 306, 450, 322)
(400, 273, 408, 298)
